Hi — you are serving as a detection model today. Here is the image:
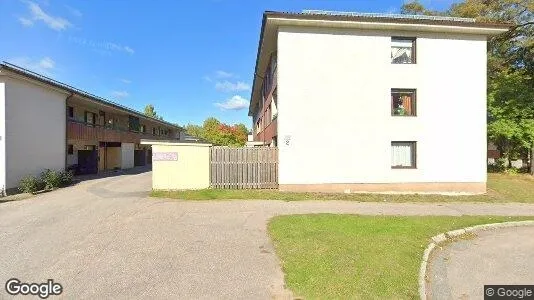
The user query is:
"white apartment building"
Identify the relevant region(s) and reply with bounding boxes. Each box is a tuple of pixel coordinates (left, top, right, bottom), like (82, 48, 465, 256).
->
(249, 11, 510, 194)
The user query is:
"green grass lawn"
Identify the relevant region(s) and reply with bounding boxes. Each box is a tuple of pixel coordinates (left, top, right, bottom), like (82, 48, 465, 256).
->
(268, 215, 532, 299)
(151, 173, 534, 202)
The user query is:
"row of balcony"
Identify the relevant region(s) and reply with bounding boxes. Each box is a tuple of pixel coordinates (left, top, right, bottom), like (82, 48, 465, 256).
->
(67, 120, 176, 144)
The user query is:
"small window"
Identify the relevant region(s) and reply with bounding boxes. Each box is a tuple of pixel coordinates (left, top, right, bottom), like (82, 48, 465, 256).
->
(392, 89, 416, 116)
(85, 111, 96, 125)
(391, 37, 416, 64)
(85, 145, 96, 151)
(67, 106, 74, 119)
(67, 144, 74, 155)
(140, 125, 146, 133)
(391, 142, 416, 169)
(152, 128, 156, 135)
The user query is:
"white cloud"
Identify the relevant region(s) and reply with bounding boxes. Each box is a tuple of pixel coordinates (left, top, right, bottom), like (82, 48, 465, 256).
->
(215, 80, 251, 92)
(120, 78, 132, 84)
(7, 56, 56, 75)
(38, 57, 55, 69)
(203, 70, 236, 82)
(65, 5, 82, 17)
(124, 46, 134, 55)
(215, 95, 249, 111)
(18, 17, 34, 26)
(111, 90, 129, 99)
(107, 42, 135, 54)
(22, 1, 71, 31)
(215, 70, 234, 78)
(69, 37, 135, 55)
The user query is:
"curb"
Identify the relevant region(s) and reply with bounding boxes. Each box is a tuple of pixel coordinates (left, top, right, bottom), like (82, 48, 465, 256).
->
(418, 220, 534, 300)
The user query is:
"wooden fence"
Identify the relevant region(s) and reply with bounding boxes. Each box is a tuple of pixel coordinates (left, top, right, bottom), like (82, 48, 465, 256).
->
(210, 146, 278, 189)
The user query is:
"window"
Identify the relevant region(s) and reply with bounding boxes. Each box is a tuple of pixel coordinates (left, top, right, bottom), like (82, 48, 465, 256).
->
(152, 128, 156, 135)
(140, 125, 146, 133)
(256, 118, 262, 133)
(391, 37, 416, 64)
(391, 142, 416, 169)
(99, 111, 106, 125)
(391, 89, 416, 116)
(85, 145, 96, 151)
(84, 111, 96, 125)
(67, 106, 74, 119)
(267, 104, 272, 124)
(272, 90, 278, 120)
(67, 144, 74, 155)
(128, 116, 140, 132)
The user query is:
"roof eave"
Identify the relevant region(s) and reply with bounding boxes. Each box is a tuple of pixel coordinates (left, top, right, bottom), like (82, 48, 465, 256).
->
(248, 13, 269, 117)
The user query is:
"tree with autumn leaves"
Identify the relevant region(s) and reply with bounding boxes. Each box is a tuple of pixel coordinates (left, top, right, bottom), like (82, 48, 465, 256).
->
(185, 117, 249, 147)
(402, 0, 534, 172)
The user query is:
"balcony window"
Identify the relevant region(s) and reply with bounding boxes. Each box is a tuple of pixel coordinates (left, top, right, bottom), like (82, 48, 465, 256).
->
(67, 106, 74, 119)
(272, 90, 278, 120)
(391, 37, 416, 64)
(84, 111, 96, 125)
(391, 89, 416, 116)
(128, 115, 140, 132)
(391, 142, 416, 169)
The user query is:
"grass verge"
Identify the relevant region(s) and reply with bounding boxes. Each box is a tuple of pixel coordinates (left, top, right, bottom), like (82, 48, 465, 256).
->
(151, 173, 534, 202)
(268, 215, 532, 299)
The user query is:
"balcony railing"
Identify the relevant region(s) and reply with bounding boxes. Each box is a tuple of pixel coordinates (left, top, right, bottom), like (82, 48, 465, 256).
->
(67, 120, 174, 144)
(255, 118, 277, 144)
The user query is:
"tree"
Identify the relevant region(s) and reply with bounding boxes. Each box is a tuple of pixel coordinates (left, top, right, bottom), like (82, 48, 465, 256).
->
(185, 124, 203, 138)
(143, 104, 164, 120)
(185, 117, 249, 146)
(488, 71, 534, 168)
(401, 1, 440, 15)
(401, 0, 534, 173)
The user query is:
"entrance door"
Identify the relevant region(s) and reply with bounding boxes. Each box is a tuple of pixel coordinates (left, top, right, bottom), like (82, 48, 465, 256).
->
(77, 150, 98, 174)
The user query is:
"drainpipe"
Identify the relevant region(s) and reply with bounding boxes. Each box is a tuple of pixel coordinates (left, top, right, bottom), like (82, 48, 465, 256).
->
(65, 93, 75, 171)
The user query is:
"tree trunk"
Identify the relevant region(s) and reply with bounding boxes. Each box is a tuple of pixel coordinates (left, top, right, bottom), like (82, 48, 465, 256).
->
(531, 144, 534, 175)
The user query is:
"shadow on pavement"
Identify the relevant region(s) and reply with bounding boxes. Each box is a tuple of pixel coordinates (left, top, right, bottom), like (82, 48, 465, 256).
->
(74, 165, 152, 184)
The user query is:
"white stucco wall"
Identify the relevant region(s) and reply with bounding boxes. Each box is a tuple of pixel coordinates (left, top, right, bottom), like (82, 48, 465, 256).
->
(277, 27, 487, 185)
(121, 143, 134, 169)
(0, 82, 6, 192)
(4, 76, 67, 188)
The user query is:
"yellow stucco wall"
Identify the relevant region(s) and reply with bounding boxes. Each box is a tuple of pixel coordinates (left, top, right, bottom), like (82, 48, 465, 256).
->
(150, 143, 211, 190)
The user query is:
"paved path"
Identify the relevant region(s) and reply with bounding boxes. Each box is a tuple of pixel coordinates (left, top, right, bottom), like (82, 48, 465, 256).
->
(1, 169, 534, 299)
(427, 226, 534, 300)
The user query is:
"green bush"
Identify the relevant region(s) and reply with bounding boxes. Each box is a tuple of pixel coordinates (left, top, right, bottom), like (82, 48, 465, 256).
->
(19, 175, 45, 193)
(60, 170, 74, 186)
(41, 169, 63, 190)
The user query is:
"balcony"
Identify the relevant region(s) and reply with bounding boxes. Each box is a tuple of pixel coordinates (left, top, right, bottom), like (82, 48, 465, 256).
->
(67, 120, 173, 144)
(255, 118, 277, 144)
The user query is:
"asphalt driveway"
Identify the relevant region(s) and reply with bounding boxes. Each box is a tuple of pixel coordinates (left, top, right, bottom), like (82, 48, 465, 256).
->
(428, 226, 534, 299)
(1, 168, 534, 299)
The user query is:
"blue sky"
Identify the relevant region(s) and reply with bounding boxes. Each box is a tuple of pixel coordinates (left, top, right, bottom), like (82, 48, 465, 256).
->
(0, 0, 455, 128)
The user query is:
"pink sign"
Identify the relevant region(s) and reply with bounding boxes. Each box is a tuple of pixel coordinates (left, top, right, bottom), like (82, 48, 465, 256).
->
(153, 152, 178, 161)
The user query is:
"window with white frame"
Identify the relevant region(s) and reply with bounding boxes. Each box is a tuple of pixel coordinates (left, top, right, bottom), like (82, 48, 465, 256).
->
(391, 141, 416, 168)
(391, 37, 416, 64)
